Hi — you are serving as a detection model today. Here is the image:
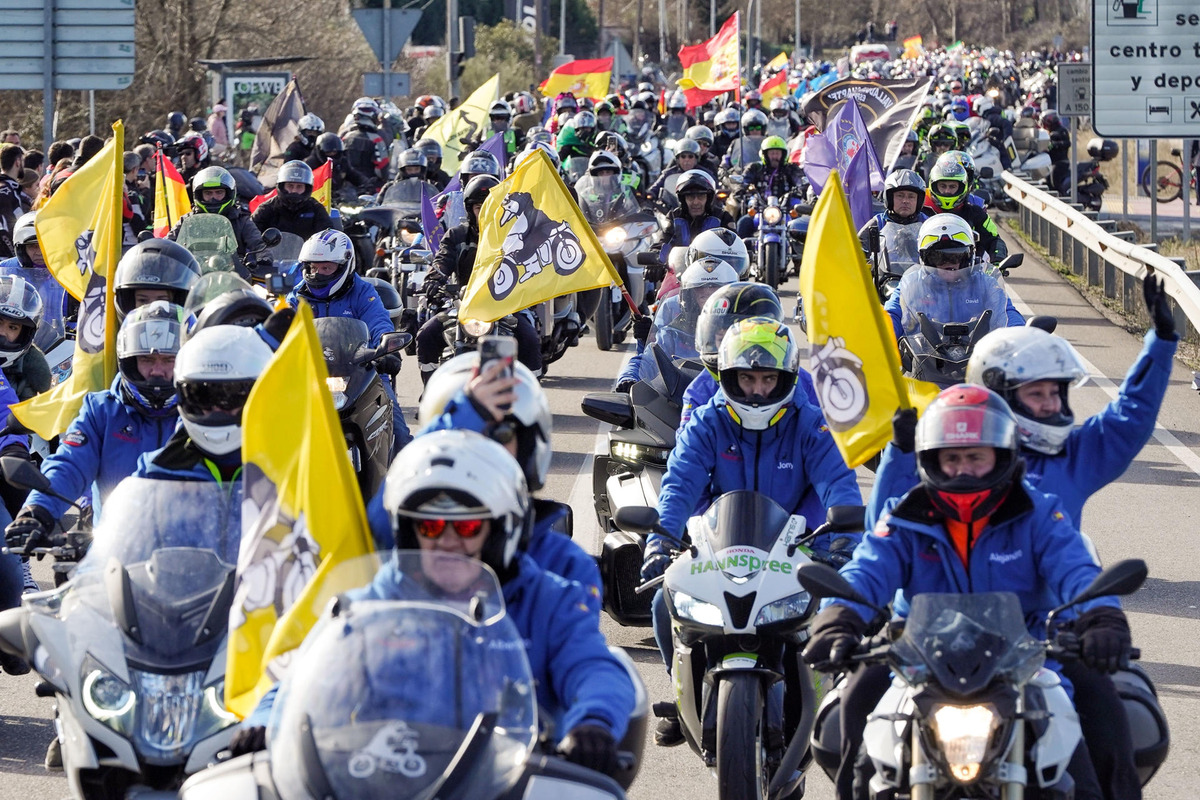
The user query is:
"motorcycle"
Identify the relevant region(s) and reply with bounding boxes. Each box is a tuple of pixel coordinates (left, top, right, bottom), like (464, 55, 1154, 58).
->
(616, 496, 866, 800)
(750, 195, 793, 290)
(866, 221, 922, 305)
(315, 319, 409, 497)
(577, 173, 654, 351)
(0, 473, 242, 800)
(176, 552, 634, 800)
(582, 341, 702, 625)
(801, 558, 1169, 798)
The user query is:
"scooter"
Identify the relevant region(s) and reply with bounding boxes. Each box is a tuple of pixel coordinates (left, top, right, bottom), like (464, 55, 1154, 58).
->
(618, 497, 865, 800)
(801, 558, 1169, 798)
(0, 470, 242, 800)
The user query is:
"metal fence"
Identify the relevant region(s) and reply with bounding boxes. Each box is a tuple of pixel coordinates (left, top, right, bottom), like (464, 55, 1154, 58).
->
(1003, 170, 1200, 342)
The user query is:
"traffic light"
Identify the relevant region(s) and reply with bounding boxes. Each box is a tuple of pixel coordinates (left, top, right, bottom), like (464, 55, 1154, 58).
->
(451, 51, 466, 80)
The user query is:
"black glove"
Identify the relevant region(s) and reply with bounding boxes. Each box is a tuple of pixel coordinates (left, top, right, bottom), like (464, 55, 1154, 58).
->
(891, 407, 918, 454)
(376, 353, 402, 376)
(558, 723, 618, 775)
(1075, 606, 1132, 674)
(5, 505, 54, 555)
(261, 307, 295, 347)
(643, 263, 666, 284)
(633, 314, 653, 344)
(1143, 273, 1176, 339)
(615, 379, 636, 394)
(640, 538, 672, 583)
(227, 725, 268, 757)
(803, 605, 868, 671)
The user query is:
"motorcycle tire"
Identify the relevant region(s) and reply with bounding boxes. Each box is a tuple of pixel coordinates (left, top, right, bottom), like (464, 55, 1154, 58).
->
(716, 673, 768, 800)
(595, 295, 614, 351)
(762, 242, 782, 290)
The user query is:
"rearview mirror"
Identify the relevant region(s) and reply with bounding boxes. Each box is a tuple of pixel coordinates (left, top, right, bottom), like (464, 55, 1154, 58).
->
(1071, 559, 1148, 606)
(636, 252, 660, 267)
(797, 563, 873, 607)
(980, 166, 995, 179)
(378, 331, 409, 355)
(261, 227, 282, 248)
(614, 506, 660, 535)
(998, 253, 1024, 271)
(1, 456, 51, 494)
(1026, 315, 1058, 333)
(824, 506, 866, 533)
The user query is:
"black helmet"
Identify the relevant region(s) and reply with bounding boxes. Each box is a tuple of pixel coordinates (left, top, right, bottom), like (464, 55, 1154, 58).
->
(461, 151, 502, 181)
(192, 288, 272, 334)
(139, 130, 175, 149)
(694, 282, 784, 375)
(166, 111, 186, 135)
(114, 239, 203, 320)
(883, 169, 926, 222)
(464, 175, 500, 209)
(316, 132, 344, 155)
(116, 300, 187, 414)
(415, 138, 443, 165)
(398, 148, 428, 178)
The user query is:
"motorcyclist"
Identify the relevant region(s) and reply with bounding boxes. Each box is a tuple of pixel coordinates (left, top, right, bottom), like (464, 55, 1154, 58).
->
(766, 96, 802, 139)
(644, 317, 862, 745)
(646, 139, 704, 204)
(685, 124, 721, 176)
(724, 109, 768, 169)
(123, 151, 153, 239)
(0, 212, 66, 352)
(856, 168, 929, 264)
(547, 93, 578, 136)
(305, 132, 372, 198)
(884, 213, 1023, 341)
(803, 384, 1121, 800)
(5, 303, 186, 555)
(923, 156, 1008, 262)
(415, 137, 452, 190)
(511, 91, 542, 133)
(710, 107, 742, 159)
(132, 324, 274, 484)
(614, 255, 739, 391)
(654, 169, 734, 263)
(658, 92, 694, 138)
(165, 111, 187, 142)
(341, 101, 389, 186)
(594, 101, 627, 135)
(917, 122, 957, 181)
(167, 166, 272, 278)
(282, 113, 325, 163)
(250, 160, 337, 240)
(475, 100, 525, 164)
(174, 132, 210, 196)
(735, 135, 804, 237)
(417, 175, 543, 382)
(113, 238, 203, 324)
(556, 110, 598, 162)
(0, 145, 29, 258)
(936, 150, 986, 208)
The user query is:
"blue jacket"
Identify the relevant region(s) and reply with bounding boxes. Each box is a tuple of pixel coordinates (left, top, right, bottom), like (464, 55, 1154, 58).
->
(133, 427, 242, 485)
(653, 390, 862, 547)
(287, 273, 393, 347)
(617, 295, 686, 386)
(833, 482, 1116, 640)
(657, 211, 730, 263)
(866, 329, 1179, 530)
(356, 553, 632, 740)
(884, 266, 1024, 341)
(0, 370, 26, 454)
(679, 368, 817, 431)
(27, 378, 177, 521)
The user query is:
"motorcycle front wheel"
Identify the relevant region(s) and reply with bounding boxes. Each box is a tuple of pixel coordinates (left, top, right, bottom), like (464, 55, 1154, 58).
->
(716, 673, 769, 800)
(595, 291, 614, 351)
(761, 241, 782, 289)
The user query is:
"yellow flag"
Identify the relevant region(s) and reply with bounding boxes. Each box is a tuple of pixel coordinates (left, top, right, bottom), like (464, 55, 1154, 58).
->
(421, 74, 500, 174)
(798, 171, 938, 467)
(13, 122, 123, 439)
(225, 303, 375, 718)
(458, 150, 622, 323)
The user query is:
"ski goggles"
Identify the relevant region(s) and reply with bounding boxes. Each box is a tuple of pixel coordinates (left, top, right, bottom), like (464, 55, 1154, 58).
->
(414, 518, 487, 539)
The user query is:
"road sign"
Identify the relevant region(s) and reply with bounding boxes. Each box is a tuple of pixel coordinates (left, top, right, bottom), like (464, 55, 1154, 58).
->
(1057, 63, 1092, 116)
(0, 0, 135, 91)
(362, 71, 412, 98)
(1092, 0, 1200, 136)
(351, 8, 421, 67)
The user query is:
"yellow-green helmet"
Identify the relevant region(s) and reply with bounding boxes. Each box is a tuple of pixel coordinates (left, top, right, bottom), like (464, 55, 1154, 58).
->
(928, 157, 970, 211)
(760, 135, 788, 163)
(716, 317, 799, 430)
(917, 213, 976, 271)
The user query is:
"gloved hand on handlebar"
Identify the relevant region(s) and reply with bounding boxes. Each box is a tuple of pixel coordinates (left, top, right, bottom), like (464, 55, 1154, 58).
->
(1075, 606, 1132, 673)
(1143, 273, 1177, 340)
(632, 314, 653, 344)
(803, 605, 868, 672)
(558, 723, 619, 775)
(891, 408, 918, 454)
(640, 538, 673, 583)
(376, 354, 402, 376)
(227, 725, 268, 758)
(5, 505, 54, 556)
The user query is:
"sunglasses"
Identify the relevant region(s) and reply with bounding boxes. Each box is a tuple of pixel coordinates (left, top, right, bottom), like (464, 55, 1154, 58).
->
(415, 518, 486, 539)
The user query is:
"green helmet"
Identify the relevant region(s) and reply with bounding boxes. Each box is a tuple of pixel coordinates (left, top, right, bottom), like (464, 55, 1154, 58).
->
(192, 166, 237, 215)
(760, 135, 788, 163)
(928, 158, 970, 211)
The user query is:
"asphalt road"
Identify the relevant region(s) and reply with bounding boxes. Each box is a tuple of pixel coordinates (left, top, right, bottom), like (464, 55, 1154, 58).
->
(3, 227, 1199, 799)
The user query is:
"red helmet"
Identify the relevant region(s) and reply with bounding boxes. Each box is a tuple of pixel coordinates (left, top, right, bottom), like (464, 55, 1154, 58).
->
(915, 385, 1022, 522)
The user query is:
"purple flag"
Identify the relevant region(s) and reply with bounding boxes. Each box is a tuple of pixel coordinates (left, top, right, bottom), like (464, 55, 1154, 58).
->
(801, 131, 835, 196)
(843, 147, 874, 231)
(439, 132, 508, 198)
(822, 99, 885, 192)
(420, 185, 444, 253)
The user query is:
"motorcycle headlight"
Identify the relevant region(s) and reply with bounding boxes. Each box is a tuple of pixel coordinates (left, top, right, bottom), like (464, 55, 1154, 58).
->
(326, 376, 348, 410)
(604, 227, 628, 249)
(754, 591, 811, 626)
(671, 590, 724, 627)
(461, 318, 493, 338)
(762, 206, 784, 225)
(135, 670, 237, 762)
(82, 659, 136, 736)
(610, 440, 671, 466)
(931, 703, 998, 783)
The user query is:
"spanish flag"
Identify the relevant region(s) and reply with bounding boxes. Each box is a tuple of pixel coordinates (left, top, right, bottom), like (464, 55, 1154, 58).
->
(458, 150, 621, 323)
(539, 57, 614, 102)
(760, 70, 788, 103)
(248, 161, 332, 214)
(798, 171, 938, 468)
(226, 302, 376, 718)
(902, 35, 924, 59)
(678, 12, 740, 107)
(764, 51, 789, 73)
(422, 74, 500, 174)
(152, 148, 191, 238)
(13, 122, 124, 439)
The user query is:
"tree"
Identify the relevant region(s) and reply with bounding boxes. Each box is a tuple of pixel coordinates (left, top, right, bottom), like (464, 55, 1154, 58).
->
(460, 20, 559, 97)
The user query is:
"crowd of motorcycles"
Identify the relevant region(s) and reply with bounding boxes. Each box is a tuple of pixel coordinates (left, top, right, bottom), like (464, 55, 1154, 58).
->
(0, 42, 1168, 800)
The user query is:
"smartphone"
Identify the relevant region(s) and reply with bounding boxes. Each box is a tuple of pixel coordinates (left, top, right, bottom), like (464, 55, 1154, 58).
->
(478, 335, 516, 379)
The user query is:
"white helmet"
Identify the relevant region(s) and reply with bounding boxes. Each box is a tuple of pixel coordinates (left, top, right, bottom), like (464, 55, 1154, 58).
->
(965, 326, 1089, 455)
(297, 113, 325, 144)
(686, 228, 750, 279)
(0, 275, 43, 368)
(667, 91, 688, 111)
(12, 212, 37, 249)
(299, 229, 355, 299)
(174, 326, 274, 456)
(417, 353, 553, 491)
(678, 257, 739, 319)
(383, 430, 532, 577)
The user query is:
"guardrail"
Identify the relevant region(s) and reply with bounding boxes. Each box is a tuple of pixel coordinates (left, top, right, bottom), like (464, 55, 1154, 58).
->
(1003, 169, 1200, 342)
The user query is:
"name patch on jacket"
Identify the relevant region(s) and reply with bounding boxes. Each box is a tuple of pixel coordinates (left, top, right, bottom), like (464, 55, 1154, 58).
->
(62, 431, 87, 447)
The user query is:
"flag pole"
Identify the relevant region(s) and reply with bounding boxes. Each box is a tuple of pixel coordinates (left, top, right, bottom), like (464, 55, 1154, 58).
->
(156, 145, 172, 232)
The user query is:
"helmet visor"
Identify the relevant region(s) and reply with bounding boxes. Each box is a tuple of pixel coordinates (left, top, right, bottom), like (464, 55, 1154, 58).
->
(922, 243, 973, 270)
(177, 379, 255, 426)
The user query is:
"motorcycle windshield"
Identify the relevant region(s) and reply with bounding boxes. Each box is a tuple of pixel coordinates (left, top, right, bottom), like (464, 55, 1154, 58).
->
(562, 156, 589, 184)
(271, 552, 537, 800)
(728, 137, 764, 168)
(665, 115, 689, 138)
(380, 179, 427, 210)
(175, 215, 239, 274)
(880, 222, 921, 274)
(314, 316, 374, 407)
(183, 272, 256, 318)
(890, 592, 1045, 695)
(0, 265, 67, 351)
(270, 232, 306, 265)
(695, 491, 792, 553)
(898, 265, 1010, 338)
(576, 174, 639, 225)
